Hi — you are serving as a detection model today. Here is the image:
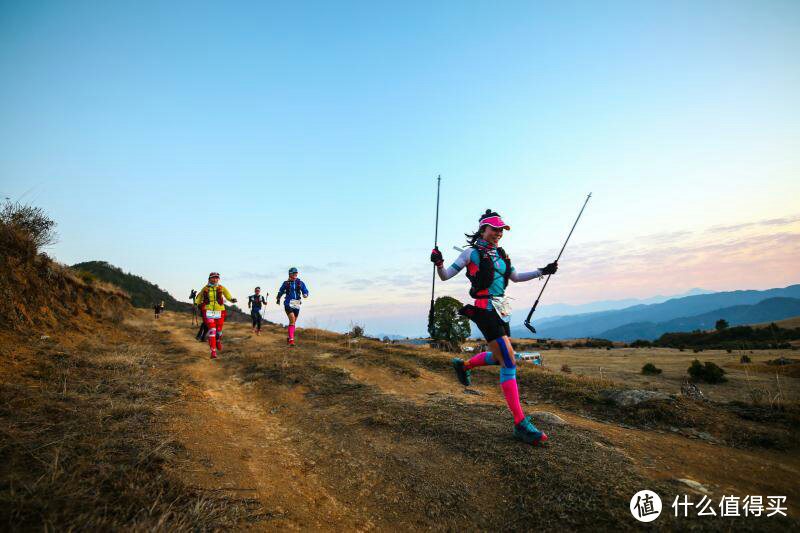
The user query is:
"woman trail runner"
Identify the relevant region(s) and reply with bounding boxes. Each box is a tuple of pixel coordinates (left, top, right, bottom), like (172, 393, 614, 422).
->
(194, 272, 237, 359)
(430, 209, 558, 446)
(248, 287, 268, 335)
(276, 267, 308, 347)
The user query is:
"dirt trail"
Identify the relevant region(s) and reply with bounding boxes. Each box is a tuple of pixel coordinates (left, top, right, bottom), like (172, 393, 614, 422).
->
(134, 316, 372, 531)
(145, 311, 797, 529)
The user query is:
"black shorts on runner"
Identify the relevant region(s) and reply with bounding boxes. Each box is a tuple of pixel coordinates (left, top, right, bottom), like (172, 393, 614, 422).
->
(459, 305, 509, 342)
(284, 305, 300, 318)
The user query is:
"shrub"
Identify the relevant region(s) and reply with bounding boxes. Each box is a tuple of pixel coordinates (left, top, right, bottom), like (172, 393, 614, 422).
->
(740, 354, 752, 363)
(630, 339, 651, 348)
(75, 270, 97, 285)
(560, 364, 572, 373)
(688, 359, 727, 383)
(641, 362, 662, 375)
(0, 200, 57, 253)
(551, 342, 564, 349)
(726, 348, 732, 354)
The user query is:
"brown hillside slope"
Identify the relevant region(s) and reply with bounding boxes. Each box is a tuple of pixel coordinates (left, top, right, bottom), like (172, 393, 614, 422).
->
(0, 230, 260, 530)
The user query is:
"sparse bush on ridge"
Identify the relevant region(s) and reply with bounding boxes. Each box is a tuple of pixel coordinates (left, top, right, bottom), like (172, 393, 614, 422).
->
(561, 364, 572, 373)
(0, 199, 58, 253)
(740, 354, 752, 363)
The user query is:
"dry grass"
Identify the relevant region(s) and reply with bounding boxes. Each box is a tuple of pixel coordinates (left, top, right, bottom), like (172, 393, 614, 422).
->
(0, 331, 260, 531)
(528, 346, 800, 404)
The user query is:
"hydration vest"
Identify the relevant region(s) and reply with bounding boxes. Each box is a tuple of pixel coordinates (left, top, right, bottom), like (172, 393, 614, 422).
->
(284, 280, 302, 299)
(466, 247, 511, 299)
(202, 285, 225, 306)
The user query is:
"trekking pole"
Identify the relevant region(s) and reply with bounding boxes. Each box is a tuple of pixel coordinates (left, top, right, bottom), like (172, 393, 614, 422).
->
(427, 175, 441, 337)
(523, 193, 592, 335)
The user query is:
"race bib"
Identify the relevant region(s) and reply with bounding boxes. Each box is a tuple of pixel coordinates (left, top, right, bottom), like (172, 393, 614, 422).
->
(289, 299, 302, 308)
(205, 310, 222, 319)
(492, 296, 513, 323)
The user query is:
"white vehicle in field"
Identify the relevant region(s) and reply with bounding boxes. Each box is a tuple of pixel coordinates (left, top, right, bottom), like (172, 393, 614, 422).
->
(517, 352, 544, 365)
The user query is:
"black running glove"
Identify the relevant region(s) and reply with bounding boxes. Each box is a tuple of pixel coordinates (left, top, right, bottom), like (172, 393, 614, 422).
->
(430, 247, 444, 267)
(276, 297, 281, 305)
(540, 261, 558, 275)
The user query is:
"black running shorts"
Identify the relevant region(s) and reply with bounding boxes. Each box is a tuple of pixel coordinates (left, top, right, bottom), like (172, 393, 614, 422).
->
(459, 305, 509, 342)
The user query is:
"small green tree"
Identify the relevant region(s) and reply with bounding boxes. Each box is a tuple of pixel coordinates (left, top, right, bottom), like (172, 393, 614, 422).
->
(430, 296, 471, 352)
(715, 319, 729, 331)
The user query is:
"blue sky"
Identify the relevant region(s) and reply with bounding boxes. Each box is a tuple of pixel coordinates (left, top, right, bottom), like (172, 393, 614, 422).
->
(2, 1, 798, 336)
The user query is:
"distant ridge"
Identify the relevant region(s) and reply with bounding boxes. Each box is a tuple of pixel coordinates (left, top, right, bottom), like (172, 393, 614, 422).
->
(510, 284, 800, 339)
(598, 297, 800, 341)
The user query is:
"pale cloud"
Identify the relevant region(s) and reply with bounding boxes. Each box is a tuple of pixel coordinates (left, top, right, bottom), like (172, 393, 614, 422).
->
(298, 264, 326, 273)
(708, 214, 800, 234)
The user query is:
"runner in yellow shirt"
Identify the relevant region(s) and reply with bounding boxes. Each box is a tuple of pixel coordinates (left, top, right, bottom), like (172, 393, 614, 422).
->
(194, 272, 237, 359)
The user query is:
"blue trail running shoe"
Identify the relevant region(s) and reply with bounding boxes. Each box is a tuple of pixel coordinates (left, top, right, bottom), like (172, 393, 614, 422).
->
(513, 416, 549, 446)
(452, 358, 472, 387)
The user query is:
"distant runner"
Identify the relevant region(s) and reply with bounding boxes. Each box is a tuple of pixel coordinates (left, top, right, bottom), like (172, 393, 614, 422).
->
(194, 272, 237, 359)
(431, 209, 558, 446)
(153, 302, 162, 319)
(190, 289, 198, 325)
(276, 267, 308, 347)
(248, 287, 267, 335)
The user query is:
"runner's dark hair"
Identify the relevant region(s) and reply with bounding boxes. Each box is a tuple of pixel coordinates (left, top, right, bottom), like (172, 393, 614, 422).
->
(464, 209, 501, 246)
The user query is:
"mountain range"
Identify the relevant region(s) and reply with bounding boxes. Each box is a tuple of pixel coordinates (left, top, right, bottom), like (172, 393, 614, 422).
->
(510, 284, 800, 340)
(598, 297, 800, 341)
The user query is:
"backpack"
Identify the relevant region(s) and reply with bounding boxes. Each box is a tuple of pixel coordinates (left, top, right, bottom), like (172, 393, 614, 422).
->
(202, 285, 225, 306)
(466, 247, 511, 299)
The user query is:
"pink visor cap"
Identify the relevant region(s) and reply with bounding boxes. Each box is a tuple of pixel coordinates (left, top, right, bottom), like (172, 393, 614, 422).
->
(480, 215, 510, 230)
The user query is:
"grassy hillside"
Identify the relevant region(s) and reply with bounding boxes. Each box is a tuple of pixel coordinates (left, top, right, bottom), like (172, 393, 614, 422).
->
(71, 261, 189, 311)
(71, 260, 252, 322)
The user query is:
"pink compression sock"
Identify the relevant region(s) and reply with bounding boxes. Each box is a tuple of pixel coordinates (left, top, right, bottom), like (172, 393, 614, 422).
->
(288, 324, 295, 340)
(500, 378, 526, 424)
(207, 327, 217, 354)
(463, 351, 495, 370)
